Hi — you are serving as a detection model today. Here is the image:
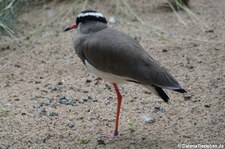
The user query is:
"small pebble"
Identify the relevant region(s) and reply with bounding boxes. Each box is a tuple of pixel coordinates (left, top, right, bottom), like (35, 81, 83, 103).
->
(33, 103, 42, 109)
(59, 94, 66, 99)
(193, 43, 199, 47)
(57, 80, 64, 85)
(130, 98, 134, 102)
(141, 137, 146, 141)
(41, 60, 46, 64)
(97, 139, 105, 145)
(14, 64, 21, 68)
(109, 16, 116, 23)
(66, 99, 76, 106)
(51, 85, 59, 91)
(38, 107, 47, 116)
(93, 99, 98, 102)
(183, 93, 192, 100)
(85, 79, 92, 83)
(139, 114, 155, 123)
(88, 96, 93, 100)
(86, 108, 91, 112)
(204, 105, 210, 108)
(107, 97, 113, 100)
(83, 90, 89, 93)
(14, 98, 20, 101)
(141, 100, 149, 105)
(44, 83, 51, 88)
(192, 100, 200, 103)
(154, 107, 165, 113)
(185, 63, 194, 69)
(35, 81, 41, 84)
(105, 84, 111, 90)
(214, 48, 220, 51)
(41, 89, 48, 93)
(104, 101, 110, 105)
(134, 36, 141, 43)
(162, 49, 168, 52)
(205, 29, 214, 33)
(59, 95, 77, 106)
(68, 122, 75, 128)
(48, 112, 58, 116)
(79, 98, 88, 104)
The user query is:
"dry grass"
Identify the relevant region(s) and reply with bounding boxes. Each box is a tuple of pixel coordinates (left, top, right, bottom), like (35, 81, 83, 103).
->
(0, 0, 207, 39)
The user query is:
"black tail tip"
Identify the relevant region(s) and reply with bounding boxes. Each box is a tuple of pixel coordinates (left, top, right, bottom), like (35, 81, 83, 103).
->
(173, 88, 187, 93)
(152, 85, 170, 103)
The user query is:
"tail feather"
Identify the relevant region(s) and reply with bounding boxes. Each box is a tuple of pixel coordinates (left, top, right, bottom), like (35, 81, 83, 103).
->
(145, 84, 186, 103)
(173, 88, 187, 93)
(146, 85, 170, 103)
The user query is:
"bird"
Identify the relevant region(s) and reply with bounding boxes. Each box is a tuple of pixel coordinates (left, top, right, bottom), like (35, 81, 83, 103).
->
(64, 10, 186, 136)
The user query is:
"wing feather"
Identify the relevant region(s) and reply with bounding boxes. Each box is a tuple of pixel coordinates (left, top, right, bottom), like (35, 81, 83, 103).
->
(80, 27, 182, 90)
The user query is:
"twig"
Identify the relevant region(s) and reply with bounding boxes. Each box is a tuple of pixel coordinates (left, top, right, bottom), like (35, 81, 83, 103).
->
(0, 21, 21, 46)
(122, 0, 145, 24)
(172, 0, 209, 31)
(115, 0, 120, 16)
(121, 0, 175, 43)
(82, 0, 89, 10)
(168, 1, 187, 26)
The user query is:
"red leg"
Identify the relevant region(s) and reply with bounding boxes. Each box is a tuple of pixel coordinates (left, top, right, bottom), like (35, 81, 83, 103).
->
(113, 83, 122, 136)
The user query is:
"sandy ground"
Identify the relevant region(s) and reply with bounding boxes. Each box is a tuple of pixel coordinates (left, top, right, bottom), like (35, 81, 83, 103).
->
(0, 0, 225, 148)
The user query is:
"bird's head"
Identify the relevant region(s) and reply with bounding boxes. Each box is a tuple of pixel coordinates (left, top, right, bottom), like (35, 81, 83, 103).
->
(64, 10, 107, 32)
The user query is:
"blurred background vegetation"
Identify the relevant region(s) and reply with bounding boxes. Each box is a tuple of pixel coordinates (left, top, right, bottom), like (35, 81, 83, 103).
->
(0, 0, 30, 35)
(0, 0, 192, 38)
(0, 0, 63, 36)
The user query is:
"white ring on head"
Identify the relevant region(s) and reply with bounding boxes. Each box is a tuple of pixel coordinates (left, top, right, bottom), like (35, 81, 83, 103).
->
(77, 12, 104, 18)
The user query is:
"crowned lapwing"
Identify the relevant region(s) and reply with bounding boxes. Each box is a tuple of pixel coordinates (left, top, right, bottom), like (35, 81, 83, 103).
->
(64, 10, 186, 136)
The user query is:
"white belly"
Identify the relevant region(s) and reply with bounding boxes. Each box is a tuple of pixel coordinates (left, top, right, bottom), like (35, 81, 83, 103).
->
(85, 60, 134, 84)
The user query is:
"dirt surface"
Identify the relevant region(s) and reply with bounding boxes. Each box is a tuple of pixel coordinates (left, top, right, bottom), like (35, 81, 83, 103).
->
(0, 0, 225, 148)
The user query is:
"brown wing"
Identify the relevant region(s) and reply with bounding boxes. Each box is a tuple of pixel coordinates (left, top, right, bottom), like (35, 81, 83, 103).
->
(81, 27, 182, 90)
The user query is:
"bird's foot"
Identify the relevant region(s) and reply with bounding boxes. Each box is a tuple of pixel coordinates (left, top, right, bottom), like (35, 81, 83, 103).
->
(114, 130, 119, 136)
(105, 130, 119, 139)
